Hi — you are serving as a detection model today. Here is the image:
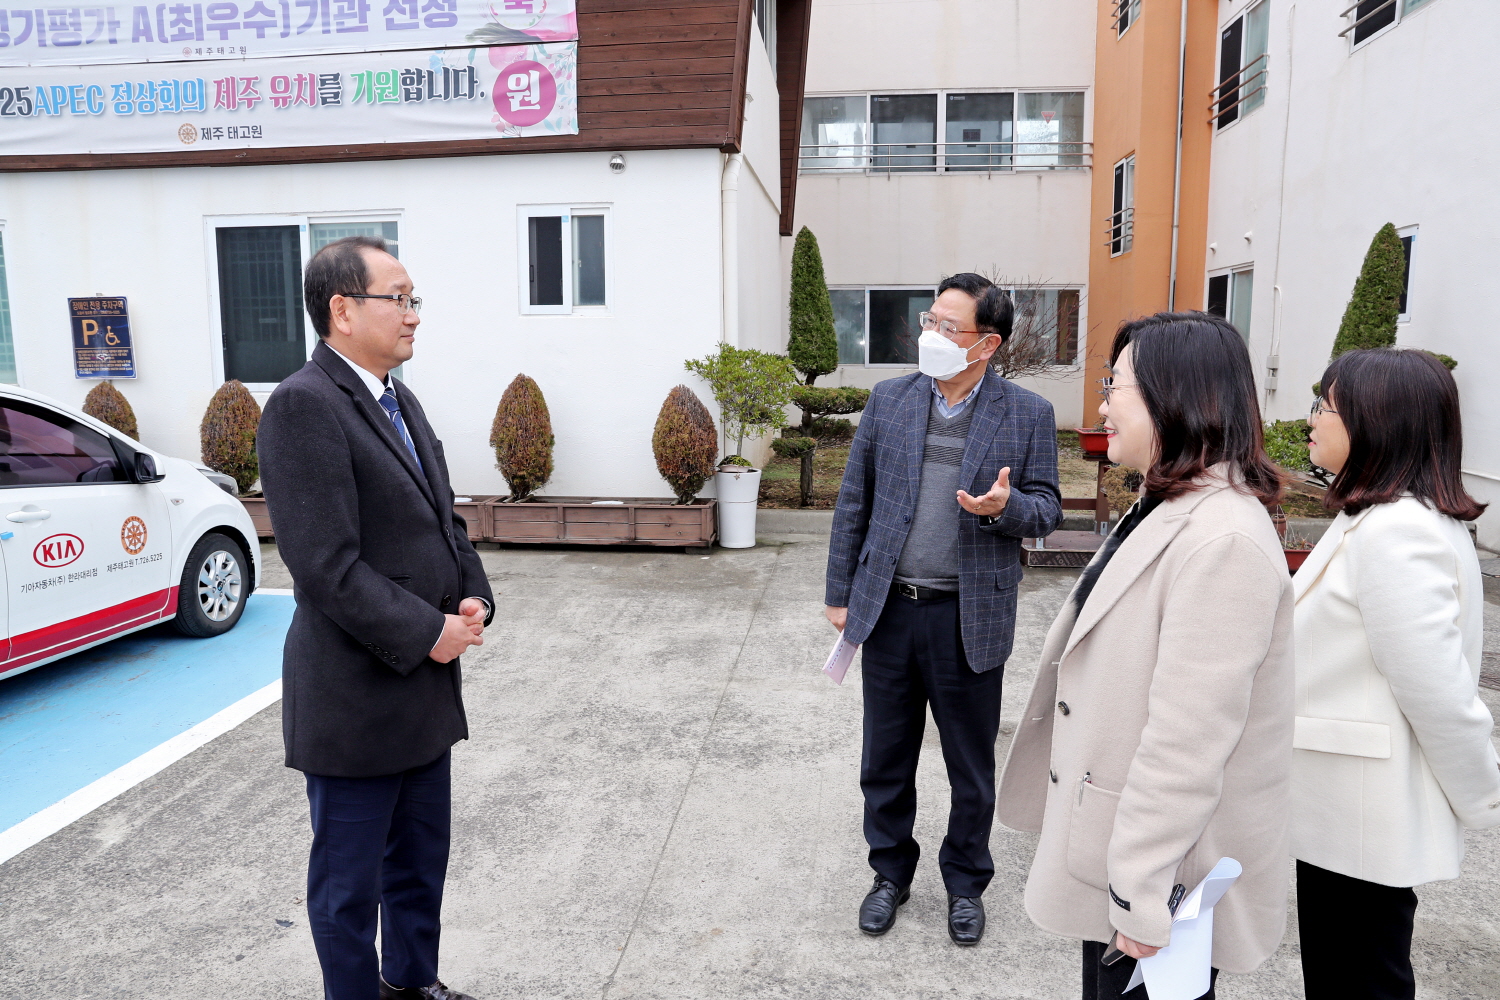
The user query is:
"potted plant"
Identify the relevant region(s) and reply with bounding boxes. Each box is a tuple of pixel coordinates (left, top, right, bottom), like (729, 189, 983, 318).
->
(481, 377, 718, 548)
(685, 344, 799, 548)
(1284, 533, 1315, 573)
(1075, 421, 1109, 460)
(199, 380, 269, 534)
(82, 381, 140, 440)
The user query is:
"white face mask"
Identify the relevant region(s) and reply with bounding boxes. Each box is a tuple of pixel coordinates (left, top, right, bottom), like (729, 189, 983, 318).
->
(918, 330, 990, 381)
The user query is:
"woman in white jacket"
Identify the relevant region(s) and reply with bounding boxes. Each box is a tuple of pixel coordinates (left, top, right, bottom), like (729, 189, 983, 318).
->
(1295, 347, 1500, 999)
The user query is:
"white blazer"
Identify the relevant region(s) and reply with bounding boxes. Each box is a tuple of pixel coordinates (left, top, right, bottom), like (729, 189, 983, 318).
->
(1292, 496, 1500, 887)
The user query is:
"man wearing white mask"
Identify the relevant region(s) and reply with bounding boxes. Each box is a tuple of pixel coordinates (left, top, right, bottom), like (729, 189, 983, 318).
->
(824, 273, 1062, 946)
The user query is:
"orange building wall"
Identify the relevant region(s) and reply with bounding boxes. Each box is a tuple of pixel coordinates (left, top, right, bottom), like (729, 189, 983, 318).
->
(1083, 0, 1217, 419)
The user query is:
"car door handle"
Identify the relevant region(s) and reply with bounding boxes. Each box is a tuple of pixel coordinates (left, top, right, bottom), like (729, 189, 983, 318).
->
(6, 508, 51, 522)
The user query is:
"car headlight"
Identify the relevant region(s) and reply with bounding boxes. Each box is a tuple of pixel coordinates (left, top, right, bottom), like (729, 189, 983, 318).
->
(197, 467, 239, 496)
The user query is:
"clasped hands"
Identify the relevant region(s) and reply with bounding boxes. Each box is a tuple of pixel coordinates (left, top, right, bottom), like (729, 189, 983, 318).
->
(431, 597, 487, 663)
(956, 466, 1012, 518)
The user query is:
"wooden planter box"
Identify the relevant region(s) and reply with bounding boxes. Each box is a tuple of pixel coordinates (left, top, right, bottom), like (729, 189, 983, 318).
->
(485, 496, 717, 548)
(242, 494, 505, 543)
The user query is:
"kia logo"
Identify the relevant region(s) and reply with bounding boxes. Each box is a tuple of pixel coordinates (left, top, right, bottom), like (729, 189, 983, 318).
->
(34, 533, 84, 568)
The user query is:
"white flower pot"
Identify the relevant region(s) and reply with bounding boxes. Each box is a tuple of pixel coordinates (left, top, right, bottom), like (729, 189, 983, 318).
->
(714, 467, 762, 548)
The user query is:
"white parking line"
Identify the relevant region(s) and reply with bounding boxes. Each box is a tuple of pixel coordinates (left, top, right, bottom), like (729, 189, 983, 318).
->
(0, 677, 284, 866)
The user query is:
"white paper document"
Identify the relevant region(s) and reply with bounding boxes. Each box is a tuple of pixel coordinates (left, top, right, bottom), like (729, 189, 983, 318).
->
(1124, 857, 1243, 1000)
(823, 633, 859, 685)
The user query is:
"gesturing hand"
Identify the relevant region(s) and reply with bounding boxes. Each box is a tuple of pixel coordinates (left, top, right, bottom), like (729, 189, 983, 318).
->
(430, 604, 485, 663)
(957, 467, 1011, 517)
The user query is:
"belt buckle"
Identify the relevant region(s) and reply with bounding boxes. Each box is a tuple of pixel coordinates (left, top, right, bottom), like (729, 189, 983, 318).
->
(898, 583, 919, 601)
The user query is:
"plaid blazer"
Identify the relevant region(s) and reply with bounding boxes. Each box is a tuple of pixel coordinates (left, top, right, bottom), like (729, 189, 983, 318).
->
(825, 370, 1062, 673)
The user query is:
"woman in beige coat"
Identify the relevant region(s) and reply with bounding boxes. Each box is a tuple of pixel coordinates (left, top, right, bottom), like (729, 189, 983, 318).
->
(1294, 348, 1500, 1000)
(998, 312, 1294, 999)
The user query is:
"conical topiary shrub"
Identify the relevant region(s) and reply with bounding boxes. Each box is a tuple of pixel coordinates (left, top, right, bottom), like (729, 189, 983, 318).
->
(788, 226, 838, 392)
(490, 374, 554, 502)
(652, 385, 718, 504)
(82, 381, 139, 440)
(201, 380, 261, 494)
(1333, 223, 1405, 358)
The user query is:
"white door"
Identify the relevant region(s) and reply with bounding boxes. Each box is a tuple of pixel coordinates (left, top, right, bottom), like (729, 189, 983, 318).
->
(0, 398, 172, 671)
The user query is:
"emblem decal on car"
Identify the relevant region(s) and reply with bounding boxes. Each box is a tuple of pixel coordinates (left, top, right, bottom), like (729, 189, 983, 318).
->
(34, 533, 85, 568)
(121, 516, 148, 555)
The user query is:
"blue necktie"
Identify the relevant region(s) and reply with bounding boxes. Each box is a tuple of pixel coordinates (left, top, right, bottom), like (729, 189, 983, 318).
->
(378, 385, 424, 473)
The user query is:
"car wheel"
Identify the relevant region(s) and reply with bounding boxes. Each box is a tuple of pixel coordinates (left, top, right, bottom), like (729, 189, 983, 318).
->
(172, 532, 250, 638)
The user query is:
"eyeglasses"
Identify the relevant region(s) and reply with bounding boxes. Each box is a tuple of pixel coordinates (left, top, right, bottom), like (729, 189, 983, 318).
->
(1097, 377, 1139, 402)
(919, 311, 984, 341)
(343, 292, 423, 316)
(1309, 398, 1338, 418)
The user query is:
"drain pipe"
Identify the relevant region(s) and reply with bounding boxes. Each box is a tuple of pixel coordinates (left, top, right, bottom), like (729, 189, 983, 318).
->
(721, 152, 743, 346)
(1168, 0, 1189, 309)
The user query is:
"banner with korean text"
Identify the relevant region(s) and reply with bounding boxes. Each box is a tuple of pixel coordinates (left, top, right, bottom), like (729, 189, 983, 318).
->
(0, 0, 576, 66)
(0, 40, 575, 153)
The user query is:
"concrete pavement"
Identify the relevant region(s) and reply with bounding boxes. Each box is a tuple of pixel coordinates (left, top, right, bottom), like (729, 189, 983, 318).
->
(1, 511, 1497, 998)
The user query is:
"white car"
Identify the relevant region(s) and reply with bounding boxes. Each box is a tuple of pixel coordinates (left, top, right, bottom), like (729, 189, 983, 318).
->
(0, 384, 260, 681)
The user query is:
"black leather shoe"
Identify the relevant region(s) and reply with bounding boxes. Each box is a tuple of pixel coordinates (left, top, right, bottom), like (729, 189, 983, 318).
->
(380, 979, 477, 1000)
(947, 894, 985, 945)
(858, 874, 910, 935)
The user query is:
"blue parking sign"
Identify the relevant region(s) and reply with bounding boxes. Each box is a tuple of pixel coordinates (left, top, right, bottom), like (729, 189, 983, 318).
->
(70, 297, 135, 379)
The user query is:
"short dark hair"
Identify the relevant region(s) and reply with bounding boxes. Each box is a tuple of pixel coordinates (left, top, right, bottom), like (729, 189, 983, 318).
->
(1111, 311, 1282, 507)
(303, 235, 389, 340)
(1320, 348, 1485, 520)
(937, 273, 1014, 342)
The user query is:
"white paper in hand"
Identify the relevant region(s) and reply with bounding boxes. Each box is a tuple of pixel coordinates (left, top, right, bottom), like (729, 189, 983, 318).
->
(823, 632, 858, 685)
(1124, 857, 1243, 1000)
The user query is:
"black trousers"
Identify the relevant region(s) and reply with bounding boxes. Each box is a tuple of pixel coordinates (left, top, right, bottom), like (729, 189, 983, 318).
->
(860, 589, 1003, 897)
(1081, 940, 1219, 999)
(305, 749, 452, 1000)
(1297, 859, 1418, 1000)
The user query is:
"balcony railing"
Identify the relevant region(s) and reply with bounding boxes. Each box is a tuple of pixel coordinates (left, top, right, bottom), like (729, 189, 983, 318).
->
(1105, 206, 1135, 256)
(1209, 52, 1269, 127)
(798, 141, 1092, 175)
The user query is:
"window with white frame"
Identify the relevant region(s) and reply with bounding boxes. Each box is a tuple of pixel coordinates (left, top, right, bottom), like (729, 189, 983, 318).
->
(754, 0, 776, 67)
(0, 228, 17, 384)
(1206, 267, 1254, 343)
(1214, 2, 1269, 130)
(1397, 225, 1417, 320)
(829, 285, 1080, 367)
(1109, 156, 1135, 256)
(209, 214, 400, 389)
(800, 90, 1086, 173)
(1342, 0, 1438, 48)
(1114, 0, 1141, 37)
(519, 206, 608, 314)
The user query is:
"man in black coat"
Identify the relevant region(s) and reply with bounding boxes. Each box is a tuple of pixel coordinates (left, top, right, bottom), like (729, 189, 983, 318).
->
(258, 235, 495, 1000)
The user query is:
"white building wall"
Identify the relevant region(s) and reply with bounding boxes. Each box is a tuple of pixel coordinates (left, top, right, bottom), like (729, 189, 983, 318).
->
(791, 0, 1097, 428)
(0, 147, 735, 500)
(1205, 0, 1500, 547)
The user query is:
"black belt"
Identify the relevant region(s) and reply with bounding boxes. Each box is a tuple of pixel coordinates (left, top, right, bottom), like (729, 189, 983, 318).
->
(891, 581, 958, 602)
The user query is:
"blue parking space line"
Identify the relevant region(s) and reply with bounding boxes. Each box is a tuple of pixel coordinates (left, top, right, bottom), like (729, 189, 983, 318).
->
(0, 593, 294, 833)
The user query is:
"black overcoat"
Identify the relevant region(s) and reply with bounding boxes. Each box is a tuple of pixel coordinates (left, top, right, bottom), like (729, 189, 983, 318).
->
(257, 342, 495, 777)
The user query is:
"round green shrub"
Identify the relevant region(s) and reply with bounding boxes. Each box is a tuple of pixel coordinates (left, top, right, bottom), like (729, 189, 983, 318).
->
(653, 385, 718, 504)
(1264, 418, 1311, 473)
(490, 374, 554, 501)
(771, 436, 817, 460)
(201, 380, 261, 494)
(82, 381, 139, 440)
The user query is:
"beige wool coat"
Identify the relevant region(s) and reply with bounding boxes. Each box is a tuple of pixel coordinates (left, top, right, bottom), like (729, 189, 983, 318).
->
(997, 472, 1295, 974)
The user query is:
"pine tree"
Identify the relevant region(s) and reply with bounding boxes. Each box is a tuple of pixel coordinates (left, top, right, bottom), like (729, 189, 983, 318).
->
(787, 226, 837, 388)
(1332, 223, 1405, 357)
(82, 382, 139, 440)
(490, 374, 554, 501)
(201, 380, 261, 494)
(653, 385, 719, 504)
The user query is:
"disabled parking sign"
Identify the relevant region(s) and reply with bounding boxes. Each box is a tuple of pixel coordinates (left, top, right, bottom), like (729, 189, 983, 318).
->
(69, 297, 135, 380)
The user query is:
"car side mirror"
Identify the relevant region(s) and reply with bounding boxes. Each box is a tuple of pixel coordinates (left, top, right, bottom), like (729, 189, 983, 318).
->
(133, 452, 165, 484)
